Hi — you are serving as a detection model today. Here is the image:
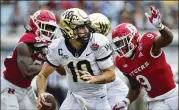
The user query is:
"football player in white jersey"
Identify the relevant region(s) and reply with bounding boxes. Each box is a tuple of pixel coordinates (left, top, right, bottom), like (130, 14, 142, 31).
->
(89, 13, 129, 109)
(36, 8, 116, 110)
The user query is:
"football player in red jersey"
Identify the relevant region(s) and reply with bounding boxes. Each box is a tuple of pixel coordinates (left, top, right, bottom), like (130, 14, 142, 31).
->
(1, 10, 58, 110)
(112, 6, 178, 110)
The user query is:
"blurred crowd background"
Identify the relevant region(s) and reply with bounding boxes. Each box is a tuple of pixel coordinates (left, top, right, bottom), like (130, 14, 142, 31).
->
(1, 1, 178, 110)
(1, 0, 178, 34)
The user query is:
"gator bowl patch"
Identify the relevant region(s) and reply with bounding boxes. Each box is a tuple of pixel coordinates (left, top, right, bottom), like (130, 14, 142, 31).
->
(90, 43, 99, 51)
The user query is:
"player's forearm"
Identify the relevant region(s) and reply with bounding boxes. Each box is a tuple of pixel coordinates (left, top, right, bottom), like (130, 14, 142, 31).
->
(126, 87, 141, 103)
(93, 70, 115, 84)
(56, 65, 66, 75)
(158, 25, 174, 47)
(36, 73, 48, 95)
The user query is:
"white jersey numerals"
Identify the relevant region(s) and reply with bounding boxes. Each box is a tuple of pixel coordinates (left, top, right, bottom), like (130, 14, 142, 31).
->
(35, 37, 46, 42)
(147, 33, 155, 39)
(67, 60, 94, 82)
(136, 75, 151, 91)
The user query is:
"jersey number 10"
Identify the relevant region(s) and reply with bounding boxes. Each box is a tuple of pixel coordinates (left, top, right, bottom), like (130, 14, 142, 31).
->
(68, 60, 94, 82)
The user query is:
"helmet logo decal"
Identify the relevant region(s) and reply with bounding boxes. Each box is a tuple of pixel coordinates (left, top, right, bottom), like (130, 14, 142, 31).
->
(62, 11, 79, 22)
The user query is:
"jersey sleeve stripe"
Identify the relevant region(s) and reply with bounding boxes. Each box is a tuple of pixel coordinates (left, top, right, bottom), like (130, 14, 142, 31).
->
(45, 58, 58, 67)
(96, 52, 112, 62)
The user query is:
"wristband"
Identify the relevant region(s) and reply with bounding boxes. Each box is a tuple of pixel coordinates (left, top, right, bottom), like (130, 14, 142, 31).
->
(123, 98, 130, 105)
(157, 23, 164, 30)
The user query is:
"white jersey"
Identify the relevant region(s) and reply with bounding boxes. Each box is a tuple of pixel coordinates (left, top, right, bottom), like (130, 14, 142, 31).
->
(46, 33, 114, 98)
(106, 67, 128, 91)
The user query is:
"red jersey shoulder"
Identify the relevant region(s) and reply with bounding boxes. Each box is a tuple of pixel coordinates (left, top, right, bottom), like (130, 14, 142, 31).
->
(115, 55, 125, 69)
(19, 32, 46, 44)
(139, 32, 158, 49)
(19, 32, 36, 43)
(140, 32, 158, 46)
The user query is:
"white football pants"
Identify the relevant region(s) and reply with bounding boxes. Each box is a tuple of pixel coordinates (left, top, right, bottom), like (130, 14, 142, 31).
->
(1, 76, 37, 110)
(59, 91, 111, 110)
(146, 84, 178, 110)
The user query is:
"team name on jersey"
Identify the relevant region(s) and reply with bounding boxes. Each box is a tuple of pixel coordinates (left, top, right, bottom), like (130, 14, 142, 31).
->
(129, 61, 149, 76)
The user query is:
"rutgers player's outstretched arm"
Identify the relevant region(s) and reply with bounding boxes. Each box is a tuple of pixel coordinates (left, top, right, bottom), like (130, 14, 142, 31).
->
(145, 6, 174, 55)
(125, 74, 141, 103)
(154, 26, 173, 48)
(16, 43, 42, 78)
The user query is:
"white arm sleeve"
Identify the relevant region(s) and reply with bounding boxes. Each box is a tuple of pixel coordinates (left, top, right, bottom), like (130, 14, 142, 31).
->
(95, 36, 114, 70)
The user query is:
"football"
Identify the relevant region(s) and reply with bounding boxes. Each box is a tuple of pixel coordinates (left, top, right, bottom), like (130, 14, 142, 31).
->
(40, 93, 56, 110)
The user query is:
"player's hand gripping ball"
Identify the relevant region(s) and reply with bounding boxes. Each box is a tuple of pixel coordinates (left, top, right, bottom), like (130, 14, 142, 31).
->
(39, 93, 56, 110)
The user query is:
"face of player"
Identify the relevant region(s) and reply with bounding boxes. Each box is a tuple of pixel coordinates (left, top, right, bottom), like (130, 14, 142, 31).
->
(74, 25, 90, 43)
(38, 22, 58, 42)
(112, 36, 135, 58)
(114, 37, 129, 54)
(40, 24, 56, 37)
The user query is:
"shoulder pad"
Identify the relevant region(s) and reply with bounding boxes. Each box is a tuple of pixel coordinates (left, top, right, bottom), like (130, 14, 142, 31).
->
(49, 37, 64, 50)
(140, 32, 158, 41)
(19, 33, 37, 43)
(139, 32, 158, 47)
(91, 33, 109, 46)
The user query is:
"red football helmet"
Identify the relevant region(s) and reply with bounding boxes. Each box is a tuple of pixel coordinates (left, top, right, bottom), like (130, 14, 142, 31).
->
(111, 23, 139, 57)
(29, 10, 58, 42)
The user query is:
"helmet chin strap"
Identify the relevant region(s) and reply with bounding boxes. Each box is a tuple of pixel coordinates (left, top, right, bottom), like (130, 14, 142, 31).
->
(41, 34, 51, 42)
(123, 41, 136, 58)
(124, 44, 137, 58)
(124, 48, 134, 58)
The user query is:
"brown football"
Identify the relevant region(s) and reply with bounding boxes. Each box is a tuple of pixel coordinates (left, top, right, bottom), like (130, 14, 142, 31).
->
(40, 94, 56, 110)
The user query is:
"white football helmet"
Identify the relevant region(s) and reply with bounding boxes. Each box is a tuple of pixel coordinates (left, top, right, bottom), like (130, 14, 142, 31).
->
(89, 13, 111, 36)
(60, 8, 91, 42)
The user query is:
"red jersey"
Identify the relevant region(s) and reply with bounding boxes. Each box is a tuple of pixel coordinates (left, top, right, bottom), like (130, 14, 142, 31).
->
(115, 32, 176, 98)
(3, 32, 47, 88)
